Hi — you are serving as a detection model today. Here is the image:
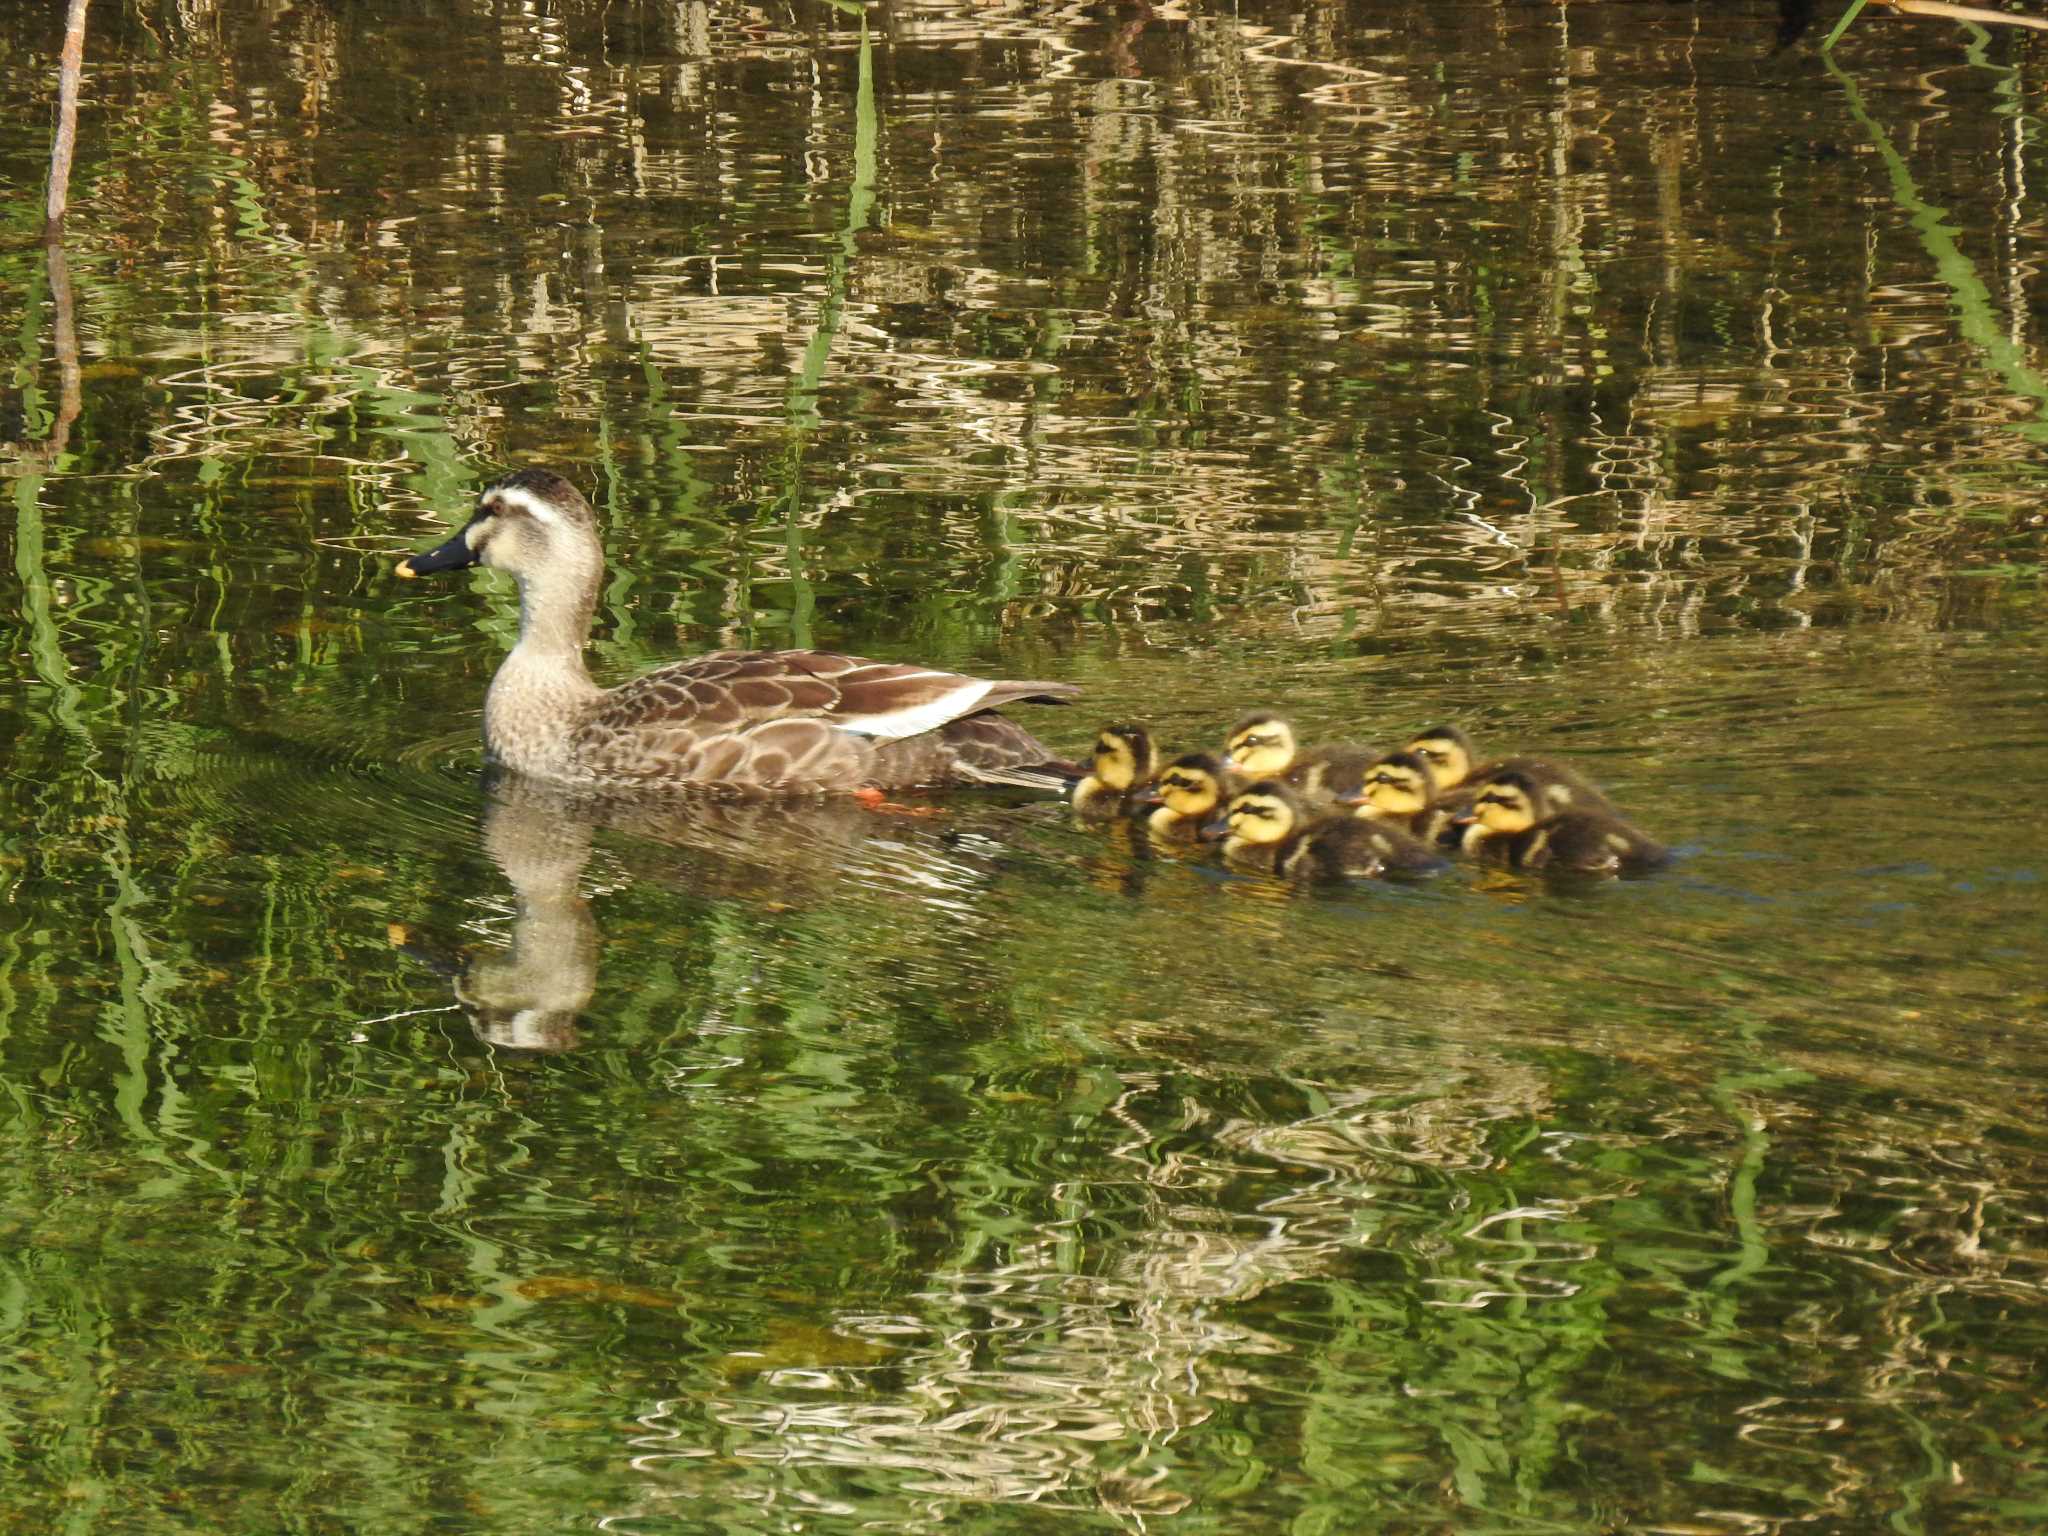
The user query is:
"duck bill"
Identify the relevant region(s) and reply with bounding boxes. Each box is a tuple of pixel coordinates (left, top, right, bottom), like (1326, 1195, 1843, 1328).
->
(1130, 787, 1164, 809)
(395, 524, 480, 579)
(1196, 814, 1230, 843)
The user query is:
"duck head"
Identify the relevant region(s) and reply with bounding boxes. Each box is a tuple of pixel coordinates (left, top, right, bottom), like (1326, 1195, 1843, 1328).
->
(1089, 723, 1161, 793)
(1224, 711, 1298, 778)
(1343, 750, 1437, 819)
(1404, 723, 1476, 789)
(1149, 752, 1232, 821)
(397, 469, 601, 585)
(1202, 779, 1306, 849)
(1468, 770, 1543, 835)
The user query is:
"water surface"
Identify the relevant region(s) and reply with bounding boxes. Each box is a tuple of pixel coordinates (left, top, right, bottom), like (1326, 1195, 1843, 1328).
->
(3, 2, 2046, 1532)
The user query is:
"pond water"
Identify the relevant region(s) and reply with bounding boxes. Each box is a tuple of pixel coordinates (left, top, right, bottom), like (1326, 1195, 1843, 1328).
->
(3, 1, 2046, 1531)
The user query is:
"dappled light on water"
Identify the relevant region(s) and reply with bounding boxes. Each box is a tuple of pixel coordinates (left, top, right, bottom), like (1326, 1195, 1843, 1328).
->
(2, 1, 2045, 1532)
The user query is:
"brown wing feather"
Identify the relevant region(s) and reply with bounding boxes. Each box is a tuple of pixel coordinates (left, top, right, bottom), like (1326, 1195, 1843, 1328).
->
(592, 650, 1074, 737)
(570, 649, 1076, 791)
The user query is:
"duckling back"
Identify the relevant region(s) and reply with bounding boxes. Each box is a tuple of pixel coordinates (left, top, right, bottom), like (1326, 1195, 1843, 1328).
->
(1223, 711, 1381, 806)
(1478, 811, 1670, 877)
(1216, 779, 1447, 881)
(1281, 818, 1450, 882)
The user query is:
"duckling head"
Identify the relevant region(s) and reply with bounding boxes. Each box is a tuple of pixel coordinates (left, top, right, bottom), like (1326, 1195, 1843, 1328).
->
(1470, 770, 1542, 835)
(1405, 724, 1476, 789)
(1210, 780, 1305, 848)
(1152, 753, 1230, 819)
(397, 469, 602, 587)
(1225, 711, 1298, 778)
(1345, 750, 1437, 819)
(1089, 723, 1160, 792)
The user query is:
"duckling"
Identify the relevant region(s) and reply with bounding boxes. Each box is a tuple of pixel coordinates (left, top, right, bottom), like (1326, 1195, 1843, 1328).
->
(1204, 780, 1449, 882)
(1136, 752, 1242, 844)
(1404, 723, 1617, 818)
(1459, 770, 1669, 876)
(1224, 711, 1381, 804)
(1071, 723, 1163, 821)
(1337, 749, 1485, 848)
(1414, 785, 1481, 850)
(1336, 749, 1443, 835)
(395, 469, 1081, 793)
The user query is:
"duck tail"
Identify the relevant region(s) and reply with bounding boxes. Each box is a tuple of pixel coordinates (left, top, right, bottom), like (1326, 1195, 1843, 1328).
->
(955, 758, 1085, 792)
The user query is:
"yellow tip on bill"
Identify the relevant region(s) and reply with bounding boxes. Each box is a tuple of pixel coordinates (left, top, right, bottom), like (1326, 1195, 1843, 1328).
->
(395, 559, 417, 579)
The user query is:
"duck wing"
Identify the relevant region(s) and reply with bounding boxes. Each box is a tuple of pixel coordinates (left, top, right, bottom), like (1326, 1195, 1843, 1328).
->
(575, 649, 1079, 791)
(591, 650, 1076, 737)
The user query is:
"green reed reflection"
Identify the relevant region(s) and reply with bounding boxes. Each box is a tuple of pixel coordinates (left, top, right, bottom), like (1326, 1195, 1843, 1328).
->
(1827, 49, 2048, 446)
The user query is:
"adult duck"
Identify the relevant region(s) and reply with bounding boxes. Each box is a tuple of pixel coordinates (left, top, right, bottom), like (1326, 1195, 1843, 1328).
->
(396, 469, 1080, 793)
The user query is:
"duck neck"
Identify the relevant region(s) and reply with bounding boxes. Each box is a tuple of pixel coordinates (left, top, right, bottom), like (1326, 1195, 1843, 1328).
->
(483, 565, 606, 775)
(511, 564, 600, 668)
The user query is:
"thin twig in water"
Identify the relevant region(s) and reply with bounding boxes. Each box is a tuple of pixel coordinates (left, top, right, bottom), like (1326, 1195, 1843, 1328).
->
(46, 0, 90, 235)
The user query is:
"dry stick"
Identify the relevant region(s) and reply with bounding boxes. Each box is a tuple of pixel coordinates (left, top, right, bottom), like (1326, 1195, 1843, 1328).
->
(46, 0, 90, 236)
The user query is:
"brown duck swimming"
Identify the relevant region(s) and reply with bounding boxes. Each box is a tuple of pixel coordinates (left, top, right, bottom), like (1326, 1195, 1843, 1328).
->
(397, 470, 1079, 793)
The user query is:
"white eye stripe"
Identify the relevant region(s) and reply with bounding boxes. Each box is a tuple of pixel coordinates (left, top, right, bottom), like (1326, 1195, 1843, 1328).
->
(488, 484, 562, 526)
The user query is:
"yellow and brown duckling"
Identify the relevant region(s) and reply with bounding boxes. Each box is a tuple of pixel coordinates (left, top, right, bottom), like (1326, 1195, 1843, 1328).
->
(1404, 723, 1617, 819)
(1337, 749, 1444, 834)
(1458, 770, 1669, 876)
(1203, 780, 1450, 882)
(1224, 711, 1382, 804)
(1135, 752, 1243, 844)
(1071, 723, 1164, 820)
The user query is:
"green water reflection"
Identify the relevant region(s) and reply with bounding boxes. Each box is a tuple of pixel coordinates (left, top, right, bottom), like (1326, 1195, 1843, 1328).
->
(4, 2, 2047, 1532)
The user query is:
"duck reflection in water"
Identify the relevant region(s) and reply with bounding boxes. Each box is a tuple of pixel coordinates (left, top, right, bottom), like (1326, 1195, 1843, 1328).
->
(416, 769, 1022, 1052)
(444, 773, 603, 1052)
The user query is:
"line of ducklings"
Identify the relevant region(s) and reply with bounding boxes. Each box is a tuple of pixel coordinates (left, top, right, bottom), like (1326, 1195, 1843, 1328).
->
(1071, 713, 1670, 882)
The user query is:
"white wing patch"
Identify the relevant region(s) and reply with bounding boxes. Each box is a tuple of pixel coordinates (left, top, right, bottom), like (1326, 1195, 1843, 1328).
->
(835, 678, 995, 739)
